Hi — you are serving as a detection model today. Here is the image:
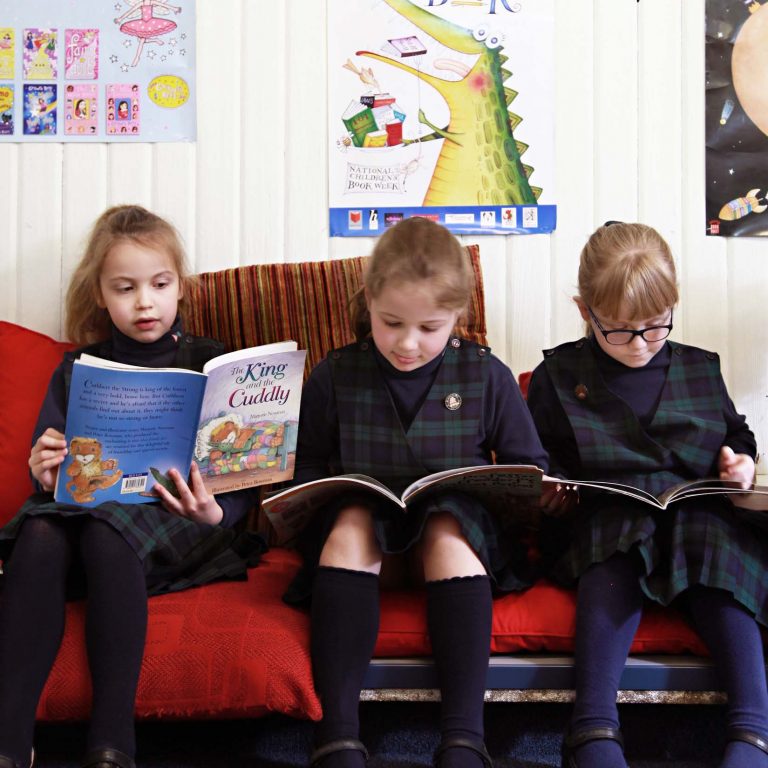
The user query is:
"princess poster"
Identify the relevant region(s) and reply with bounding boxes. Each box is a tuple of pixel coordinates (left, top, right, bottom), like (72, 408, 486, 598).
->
(0, 0, 195, 143)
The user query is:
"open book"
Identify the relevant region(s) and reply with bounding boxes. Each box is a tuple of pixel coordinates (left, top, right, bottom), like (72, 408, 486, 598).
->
(55, 341, 307, 507)
(262, 464, 545, 543)
(261, 465, 768, 543)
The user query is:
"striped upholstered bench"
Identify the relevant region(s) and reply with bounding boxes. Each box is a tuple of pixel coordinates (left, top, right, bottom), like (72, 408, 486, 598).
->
(0, 247, 740, 727)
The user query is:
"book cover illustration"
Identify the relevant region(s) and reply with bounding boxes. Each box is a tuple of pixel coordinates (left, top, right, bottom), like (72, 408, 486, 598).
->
(0, 29, 14, 80)
(328, 0, 556, 236)
(193, 346, 307, 495)
(65, 28, 98, 79)
(0, 86, 13, 135)
(64, 84, 98, 136)
(55, 361, 208, 507)
(23, 84, 56, 135)
(106, 84, 140, 135)
(23, 28, 57, 80)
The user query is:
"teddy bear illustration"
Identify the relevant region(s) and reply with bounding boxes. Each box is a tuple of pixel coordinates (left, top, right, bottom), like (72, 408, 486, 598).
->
(65, 436, 123, 504)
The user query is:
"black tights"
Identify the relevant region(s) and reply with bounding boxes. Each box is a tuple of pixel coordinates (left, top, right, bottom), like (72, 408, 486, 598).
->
(0, 515, 148, 765)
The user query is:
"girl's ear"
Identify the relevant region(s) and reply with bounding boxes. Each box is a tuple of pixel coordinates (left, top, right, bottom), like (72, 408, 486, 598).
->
(573, 296, 590, 323)
(95, 287, 106, 309)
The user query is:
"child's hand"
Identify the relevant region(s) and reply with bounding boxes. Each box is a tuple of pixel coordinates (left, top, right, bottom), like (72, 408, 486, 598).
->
(153, 464, 224, 525)
(539, 482, 578, 517)
(28, 428, 67, 492)
(718, 446, 755, 490)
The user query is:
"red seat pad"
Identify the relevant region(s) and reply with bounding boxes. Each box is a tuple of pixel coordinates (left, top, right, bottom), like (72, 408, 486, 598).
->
(375, 580, 708, 657)
(37, 548, 322, 721)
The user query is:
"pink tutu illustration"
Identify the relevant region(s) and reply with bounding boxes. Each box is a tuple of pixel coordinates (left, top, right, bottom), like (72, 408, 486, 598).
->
(114, 0, 181, 67)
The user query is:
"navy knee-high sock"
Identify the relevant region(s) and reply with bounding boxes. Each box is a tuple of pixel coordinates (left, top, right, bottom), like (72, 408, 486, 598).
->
(426, 575, 492, 768)
(686, 585, 768, 768)
(0, 517, 74, 766)
(80, 518, 148, 758)
(311, 566, 379, 768)
(570, 552, 643, 768)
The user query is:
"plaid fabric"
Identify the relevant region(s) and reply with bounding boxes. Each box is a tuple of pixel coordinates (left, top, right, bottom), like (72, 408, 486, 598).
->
(331, 338, 489, 494)
(542, 340, 768, 624)
(331, 339, 532, 592)
(544, 340, 725, 496)
(650, 497, 768, 626)
(0, 336, 265, 596)
(185, 245, 487, 378)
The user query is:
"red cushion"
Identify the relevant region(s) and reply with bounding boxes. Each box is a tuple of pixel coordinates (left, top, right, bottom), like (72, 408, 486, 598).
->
(37, 548, 322, 721)
(375, 581, 708, 657)
(0, 322, 76, 526)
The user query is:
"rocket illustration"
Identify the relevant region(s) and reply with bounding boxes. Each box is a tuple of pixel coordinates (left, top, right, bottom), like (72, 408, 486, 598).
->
(718, 188, 768, 220)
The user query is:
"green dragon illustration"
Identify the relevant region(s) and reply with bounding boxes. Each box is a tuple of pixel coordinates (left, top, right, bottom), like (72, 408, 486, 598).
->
(355, 0, 540, 207)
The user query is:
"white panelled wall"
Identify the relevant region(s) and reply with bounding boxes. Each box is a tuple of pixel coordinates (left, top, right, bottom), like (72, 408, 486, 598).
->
(1, 0, 767, 453)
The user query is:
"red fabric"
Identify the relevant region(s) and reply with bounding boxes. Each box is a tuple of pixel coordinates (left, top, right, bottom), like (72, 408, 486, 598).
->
(375, 582, 708, 657)
(517, 370, 532, 399)
(0, 322, 75, 526)
(37, 548, 322, 721)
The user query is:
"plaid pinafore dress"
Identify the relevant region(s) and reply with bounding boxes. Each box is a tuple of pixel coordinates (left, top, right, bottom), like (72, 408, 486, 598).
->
(543, 339, 768, 624)
(285, 338, 535, 604)
(0, 335, 265, 597)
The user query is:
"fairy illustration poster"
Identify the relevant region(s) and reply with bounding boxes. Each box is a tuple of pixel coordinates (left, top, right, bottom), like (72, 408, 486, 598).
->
(706, 0, 768, 236)
(328, 0, 556, 236)
(0, 0, 195, 142)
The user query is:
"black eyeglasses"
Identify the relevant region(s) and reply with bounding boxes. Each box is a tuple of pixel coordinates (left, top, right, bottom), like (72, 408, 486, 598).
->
(588, 307, 673, 346)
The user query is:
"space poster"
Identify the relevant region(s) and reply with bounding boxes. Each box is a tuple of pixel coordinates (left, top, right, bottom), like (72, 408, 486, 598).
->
(328, 0, 556, 237)
(0, 0, 195, 142)
(706, 0, 768, 236)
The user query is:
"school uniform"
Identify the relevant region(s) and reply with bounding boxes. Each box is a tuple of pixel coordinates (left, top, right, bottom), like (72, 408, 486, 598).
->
(284, 336, 548, 604)
(0, 321, 265, 596)
(528, 335, 768, 624)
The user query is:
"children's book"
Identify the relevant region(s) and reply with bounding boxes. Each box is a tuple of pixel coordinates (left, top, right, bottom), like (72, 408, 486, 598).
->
(262, 466, 768, 543)
(55, 342, 307, 507)
(262, 464, 546, 543)
(341, 100, 377, 147)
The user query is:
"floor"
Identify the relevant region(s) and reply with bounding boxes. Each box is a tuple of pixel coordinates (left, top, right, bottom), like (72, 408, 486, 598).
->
(29, 702, 727, 767)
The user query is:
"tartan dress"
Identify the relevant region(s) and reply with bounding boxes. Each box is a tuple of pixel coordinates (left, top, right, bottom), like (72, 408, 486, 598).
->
(540, 339, 768, 624)
(284, 338, 537, 604)
(0, 333, 265, 597)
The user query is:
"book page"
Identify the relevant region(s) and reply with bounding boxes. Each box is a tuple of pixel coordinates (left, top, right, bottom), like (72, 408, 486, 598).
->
(195, 346, 306, 493)
(262, 474, 402, 543)
(55, 358, 206, 506)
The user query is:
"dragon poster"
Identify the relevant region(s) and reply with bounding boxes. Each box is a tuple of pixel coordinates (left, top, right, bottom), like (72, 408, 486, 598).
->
(706, 0, 768, 236)
(0, 0, 195, 143)
(328, 0, 555, 237)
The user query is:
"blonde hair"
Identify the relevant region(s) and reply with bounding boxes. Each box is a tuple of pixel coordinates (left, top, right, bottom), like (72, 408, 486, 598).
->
(349, 217, 474, 341)
(577, 222, 679, 326)
(65, 205, 194, 345)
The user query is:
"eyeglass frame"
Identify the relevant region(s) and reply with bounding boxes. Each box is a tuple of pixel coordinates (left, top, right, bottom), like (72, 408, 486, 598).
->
(587, 306, 674, 346)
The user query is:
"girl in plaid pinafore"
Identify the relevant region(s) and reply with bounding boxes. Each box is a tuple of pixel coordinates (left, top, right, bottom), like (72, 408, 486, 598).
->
(287, 217, 548, 768)
(528, 222, 767, 768)
(0, 206, 264, 768)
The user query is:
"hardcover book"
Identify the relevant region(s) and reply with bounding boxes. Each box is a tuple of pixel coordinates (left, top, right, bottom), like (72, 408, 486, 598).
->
(55, 341, 306, 507)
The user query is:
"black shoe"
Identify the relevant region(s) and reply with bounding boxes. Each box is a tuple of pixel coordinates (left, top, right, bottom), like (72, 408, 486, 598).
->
(561, 727, 625, 768)
(81, 748, 136, 768)
(310, 739, 368, 767)
(434, 737, 493, 767)
(726, 727, 768, 755)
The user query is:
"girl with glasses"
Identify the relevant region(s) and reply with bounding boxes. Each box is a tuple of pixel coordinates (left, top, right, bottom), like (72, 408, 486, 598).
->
(527, 222, 766, 768)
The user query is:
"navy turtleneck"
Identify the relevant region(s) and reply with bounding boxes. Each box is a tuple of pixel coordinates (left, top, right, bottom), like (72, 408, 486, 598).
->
(109, 317, 184, 369)
(588, 335, 671, 426)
